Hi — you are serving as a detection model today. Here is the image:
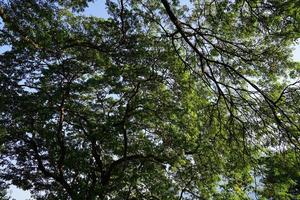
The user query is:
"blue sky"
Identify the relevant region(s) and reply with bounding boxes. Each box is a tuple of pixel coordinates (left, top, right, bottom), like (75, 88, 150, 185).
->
(293, 44, 300, 61)
(3, 0, 299, 199)
(84, 0, 108, 18)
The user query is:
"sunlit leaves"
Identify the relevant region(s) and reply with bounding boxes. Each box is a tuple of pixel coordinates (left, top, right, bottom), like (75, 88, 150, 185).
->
(0, 0, 299, 199)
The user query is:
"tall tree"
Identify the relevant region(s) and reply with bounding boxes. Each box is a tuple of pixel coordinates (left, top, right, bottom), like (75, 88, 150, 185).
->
(0, 0, 299, 199)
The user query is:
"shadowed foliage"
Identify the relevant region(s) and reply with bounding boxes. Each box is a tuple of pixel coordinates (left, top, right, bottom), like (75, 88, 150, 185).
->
(0, 0, 299, 199)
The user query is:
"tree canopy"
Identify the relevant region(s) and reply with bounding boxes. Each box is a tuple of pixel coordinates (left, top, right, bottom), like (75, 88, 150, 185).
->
(0, 0, 299, 199)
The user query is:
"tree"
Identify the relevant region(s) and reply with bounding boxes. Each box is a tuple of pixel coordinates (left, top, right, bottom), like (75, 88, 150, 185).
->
(260, 150, 300, 199)
(0, 180, 10, 200)
(0, 0, 299, 199)
(0, 189, 10, 200)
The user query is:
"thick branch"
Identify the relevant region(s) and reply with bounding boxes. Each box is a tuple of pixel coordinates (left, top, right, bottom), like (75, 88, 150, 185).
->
(28, 138, 75, 198)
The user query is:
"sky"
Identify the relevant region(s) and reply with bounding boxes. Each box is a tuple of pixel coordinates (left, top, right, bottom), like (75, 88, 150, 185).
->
(2, 0, 299, 199)
(293, 43, 300, 61)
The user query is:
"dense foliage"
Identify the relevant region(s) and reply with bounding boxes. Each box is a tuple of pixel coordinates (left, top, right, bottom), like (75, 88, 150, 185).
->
(0, 0, 299, 199)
